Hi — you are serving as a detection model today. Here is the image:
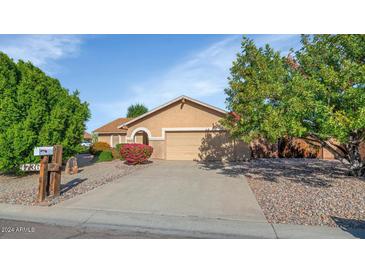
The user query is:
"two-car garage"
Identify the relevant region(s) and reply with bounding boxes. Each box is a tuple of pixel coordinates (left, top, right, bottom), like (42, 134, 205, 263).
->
(165, 130, 250, 161)
(165, 131, 207, 160)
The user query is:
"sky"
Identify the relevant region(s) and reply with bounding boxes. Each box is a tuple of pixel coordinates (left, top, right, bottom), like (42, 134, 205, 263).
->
(0, 34, 301, 131)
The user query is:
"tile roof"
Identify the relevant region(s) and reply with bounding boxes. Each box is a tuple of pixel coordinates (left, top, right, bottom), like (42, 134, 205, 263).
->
(83, 131, 92, 140)
(93, 117, 131, 133)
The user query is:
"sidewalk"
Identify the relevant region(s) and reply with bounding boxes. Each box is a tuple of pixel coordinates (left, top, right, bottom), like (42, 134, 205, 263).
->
(0, 203, 362, 239)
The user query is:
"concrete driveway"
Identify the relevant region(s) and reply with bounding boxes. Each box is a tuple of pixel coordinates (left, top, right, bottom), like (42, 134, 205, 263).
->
(57, 160, 267, 223)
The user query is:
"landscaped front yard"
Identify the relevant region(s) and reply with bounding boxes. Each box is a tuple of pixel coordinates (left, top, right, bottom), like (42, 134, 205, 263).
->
(2, 154, 364, 230)
(0, 154, 150, 206)
(242, 159, 365, 228)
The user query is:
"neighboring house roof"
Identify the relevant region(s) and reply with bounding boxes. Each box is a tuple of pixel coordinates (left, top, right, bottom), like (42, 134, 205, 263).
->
(229, 111, 241, 122)
(83, 131, 92, 140)
(93, 117, 131, 133)
(118, 95, 227, 128)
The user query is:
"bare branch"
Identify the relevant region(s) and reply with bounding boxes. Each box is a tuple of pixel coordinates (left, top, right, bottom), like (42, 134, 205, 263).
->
(328, 140, 348, 155)
(307, 133, 350, 166)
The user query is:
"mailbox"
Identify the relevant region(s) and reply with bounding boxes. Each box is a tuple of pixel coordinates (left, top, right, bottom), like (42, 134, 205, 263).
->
(34, 146, 54, 156)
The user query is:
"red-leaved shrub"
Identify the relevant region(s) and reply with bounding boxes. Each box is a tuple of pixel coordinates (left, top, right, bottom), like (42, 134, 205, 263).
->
(120, 144, 153, 165)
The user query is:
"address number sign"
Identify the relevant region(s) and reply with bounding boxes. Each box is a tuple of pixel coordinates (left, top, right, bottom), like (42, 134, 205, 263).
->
(20, 163, 41, 171)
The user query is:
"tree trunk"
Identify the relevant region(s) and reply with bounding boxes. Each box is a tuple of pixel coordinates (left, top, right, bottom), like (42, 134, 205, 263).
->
(306, 133, 365, 177)
(346, 142, 365, 177)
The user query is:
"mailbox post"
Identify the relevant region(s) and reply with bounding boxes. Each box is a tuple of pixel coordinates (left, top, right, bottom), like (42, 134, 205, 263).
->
(34, 145, 62, 203)
(50, 145, 62, 197)
(37, 156, 49, 203)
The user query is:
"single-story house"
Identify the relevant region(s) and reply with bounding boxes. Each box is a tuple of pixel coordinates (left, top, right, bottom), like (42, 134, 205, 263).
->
(93, 95, 251, 161)
(83, 131, 92, 142)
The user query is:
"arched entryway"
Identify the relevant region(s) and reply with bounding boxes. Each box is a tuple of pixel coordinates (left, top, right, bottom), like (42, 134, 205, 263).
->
(138, 130, 149, 145)
(130, 127, 151, 145)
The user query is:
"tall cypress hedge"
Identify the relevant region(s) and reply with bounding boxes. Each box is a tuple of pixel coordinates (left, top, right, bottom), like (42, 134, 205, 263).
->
(0, 52, 90, 173)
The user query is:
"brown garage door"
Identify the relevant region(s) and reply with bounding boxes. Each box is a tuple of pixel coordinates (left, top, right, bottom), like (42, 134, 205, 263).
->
(165, 131, 250, 161)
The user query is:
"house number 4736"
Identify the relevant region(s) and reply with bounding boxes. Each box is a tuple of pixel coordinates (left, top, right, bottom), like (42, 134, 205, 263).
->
(20, 163, 41, 172)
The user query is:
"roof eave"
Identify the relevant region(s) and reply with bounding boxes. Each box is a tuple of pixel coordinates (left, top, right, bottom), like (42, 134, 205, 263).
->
(93, 131, 127, 134)
(118, 95, 227, 128)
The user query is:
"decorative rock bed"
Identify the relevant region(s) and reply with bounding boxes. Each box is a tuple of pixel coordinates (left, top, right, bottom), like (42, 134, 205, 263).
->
(0, 154, 152, 206)
(241, 159, 365, 228)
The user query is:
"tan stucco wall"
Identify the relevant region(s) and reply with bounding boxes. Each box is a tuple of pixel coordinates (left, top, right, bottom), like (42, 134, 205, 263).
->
(322, 148, 336, 159)
(134, 133, 144, 144)
(97, 134, 126, 147)
(97, 134, 110, 145)
(112, 135, 119, 147)
(126, 100, 224, 137)
(149, 140, 165, 159)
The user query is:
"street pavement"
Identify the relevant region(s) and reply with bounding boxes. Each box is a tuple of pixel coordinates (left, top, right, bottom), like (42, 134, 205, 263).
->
(0, 218, 188, 239)
(0, 203, 362, 238)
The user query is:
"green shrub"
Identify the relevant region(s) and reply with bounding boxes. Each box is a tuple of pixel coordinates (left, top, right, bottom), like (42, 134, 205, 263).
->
(115, 143, 126, 152)
(115, 143, 126, 160)
(0, 52, 90, 174)
(97, 150, 113, 162)
(110, 148, 121, 160)
(77, 145, 90, 154)
(89, 141, 110, 155)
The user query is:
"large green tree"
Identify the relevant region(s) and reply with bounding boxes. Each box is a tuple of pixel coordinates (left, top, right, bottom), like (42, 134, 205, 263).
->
(0, 52, 90, 173)
(224, 35, 365, 176)
(126, 103, 148, 118)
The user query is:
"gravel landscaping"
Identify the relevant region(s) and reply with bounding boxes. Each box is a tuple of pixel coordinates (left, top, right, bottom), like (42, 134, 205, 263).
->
(240, 159, 365, 228)
(0, 154, 151, 206)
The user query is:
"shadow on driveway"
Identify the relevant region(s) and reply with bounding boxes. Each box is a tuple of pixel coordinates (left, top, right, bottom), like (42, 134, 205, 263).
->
(197, 161, 244, 178)
(331, 216, 365, 239)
